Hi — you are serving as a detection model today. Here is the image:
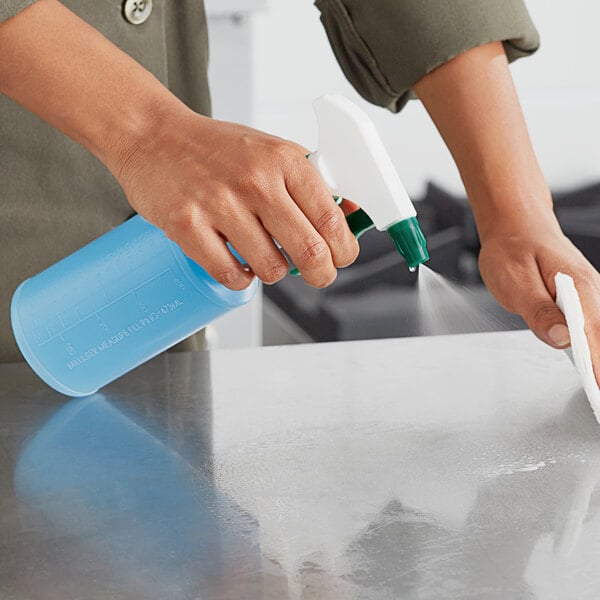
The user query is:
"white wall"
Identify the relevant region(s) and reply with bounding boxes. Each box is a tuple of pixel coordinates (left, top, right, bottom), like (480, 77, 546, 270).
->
(250, 0, 600, 197)
(511, 2, 600, 191)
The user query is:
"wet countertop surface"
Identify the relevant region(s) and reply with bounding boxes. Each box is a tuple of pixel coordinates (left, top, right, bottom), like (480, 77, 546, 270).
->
(1, 330, 600, 599)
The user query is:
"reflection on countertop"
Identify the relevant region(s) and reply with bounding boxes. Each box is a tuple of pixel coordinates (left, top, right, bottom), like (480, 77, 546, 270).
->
(14, 395, 266, 599)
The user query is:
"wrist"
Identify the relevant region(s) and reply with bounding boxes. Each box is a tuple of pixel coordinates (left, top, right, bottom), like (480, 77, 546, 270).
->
(100, 89, 190, 184)
(475, 197, 561, 244)
(0, 0, 195, 185)
(462, 167, 559, 243)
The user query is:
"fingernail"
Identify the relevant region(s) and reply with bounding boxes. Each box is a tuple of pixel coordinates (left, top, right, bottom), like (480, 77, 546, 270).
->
(548, 324, 571, 348)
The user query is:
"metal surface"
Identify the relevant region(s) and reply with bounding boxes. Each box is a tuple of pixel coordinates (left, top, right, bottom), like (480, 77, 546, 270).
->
(1, 331, 599, 599)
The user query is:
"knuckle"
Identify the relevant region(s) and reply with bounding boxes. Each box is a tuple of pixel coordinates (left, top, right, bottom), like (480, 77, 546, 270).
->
(214, 265, 246, 290)
(573, 264, 598, 287)
(315, 207, 344, 238)
(163, 208, 195, 240)
(529, 300, 560, 326)
(211, 183, 235, 204)
(272, 140, 294, 159)
(260, 262, 288, 285)
(272, 142, 299, 170)
(299, 238, 330, 267)
(587, 319, 600, 338)
(235, 166, 269, 197)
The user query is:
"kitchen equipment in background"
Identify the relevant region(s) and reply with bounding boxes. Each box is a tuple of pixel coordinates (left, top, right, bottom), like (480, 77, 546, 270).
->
(264, 181, 600, 344)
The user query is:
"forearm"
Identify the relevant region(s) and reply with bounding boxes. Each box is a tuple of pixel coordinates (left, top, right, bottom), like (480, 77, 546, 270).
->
(0, 0, 358, 289)
(0, 0, 186, 175)
(413, 41, 556, 241)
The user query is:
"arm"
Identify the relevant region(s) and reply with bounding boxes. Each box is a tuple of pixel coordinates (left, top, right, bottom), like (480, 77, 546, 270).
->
(413, 42, 600, 380)
(0, 0, 358, 289)
(315, 1, 599, 382)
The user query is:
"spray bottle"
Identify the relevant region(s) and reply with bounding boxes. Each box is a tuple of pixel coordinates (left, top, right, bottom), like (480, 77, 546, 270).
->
(11, 95, 428, 396)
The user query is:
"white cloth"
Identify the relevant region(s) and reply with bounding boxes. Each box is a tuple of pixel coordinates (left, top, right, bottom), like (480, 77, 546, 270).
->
(555, 272, 600, 423)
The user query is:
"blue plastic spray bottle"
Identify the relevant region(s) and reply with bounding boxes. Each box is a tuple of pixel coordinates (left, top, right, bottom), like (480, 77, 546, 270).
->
(11, 95, 428, 396)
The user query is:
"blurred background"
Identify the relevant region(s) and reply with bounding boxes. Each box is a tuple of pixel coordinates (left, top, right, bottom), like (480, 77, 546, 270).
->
(205, 0, 600, 348)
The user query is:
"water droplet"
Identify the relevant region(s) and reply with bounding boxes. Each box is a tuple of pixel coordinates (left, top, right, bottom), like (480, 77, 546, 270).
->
(409, 266, 416, 273)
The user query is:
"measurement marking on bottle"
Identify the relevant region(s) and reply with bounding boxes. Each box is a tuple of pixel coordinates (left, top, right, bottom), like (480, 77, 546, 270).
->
(40, 268, 174, 346)
(65, 298, 184, 370)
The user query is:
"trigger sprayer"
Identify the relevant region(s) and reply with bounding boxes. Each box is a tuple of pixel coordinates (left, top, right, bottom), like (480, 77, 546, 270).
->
(309, 95, 429, 270)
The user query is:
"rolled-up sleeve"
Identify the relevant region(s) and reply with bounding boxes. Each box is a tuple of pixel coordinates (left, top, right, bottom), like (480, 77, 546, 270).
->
(0, 0, 37, 24)
(315, 0, 540, 112)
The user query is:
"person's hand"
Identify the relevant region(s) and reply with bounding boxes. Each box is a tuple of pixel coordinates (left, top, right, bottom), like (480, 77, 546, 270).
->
(0, 0, 360, 291)
(411, 41, 600, 385)
(113, 109, 359, 291)
(478, 216, 600, 384)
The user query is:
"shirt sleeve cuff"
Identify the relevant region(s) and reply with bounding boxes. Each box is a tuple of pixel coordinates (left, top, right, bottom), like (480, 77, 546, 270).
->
(315, 0, 540, 113)
(0, 0, 38, 25)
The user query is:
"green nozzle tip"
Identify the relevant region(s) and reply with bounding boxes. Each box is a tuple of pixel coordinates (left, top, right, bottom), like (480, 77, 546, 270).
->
(387, 217, 429, 270)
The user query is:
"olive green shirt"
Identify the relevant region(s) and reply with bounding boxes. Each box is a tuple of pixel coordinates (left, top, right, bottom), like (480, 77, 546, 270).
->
(0, 0, 539, 363)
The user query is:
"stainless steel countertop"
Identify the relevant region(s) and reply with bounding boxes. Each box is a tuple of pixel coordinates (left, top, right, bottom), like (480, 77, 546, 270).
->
(1, 331, 599, 599)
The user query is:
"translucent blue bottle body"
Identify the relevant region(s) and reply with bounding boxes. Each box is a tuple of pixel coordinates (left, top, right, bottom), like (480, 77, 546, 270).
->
(11, 215, 258, 396)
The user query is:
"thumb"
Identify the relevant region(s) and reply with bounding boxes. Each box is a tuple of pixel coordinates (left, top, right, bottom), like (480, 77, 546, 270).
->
(522, 294, 571, 349)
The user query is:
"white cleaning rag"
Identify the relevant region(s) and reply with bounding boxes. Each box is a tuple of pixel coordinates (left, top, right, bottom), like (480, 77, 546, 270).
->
(555, 272, 600, 423)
